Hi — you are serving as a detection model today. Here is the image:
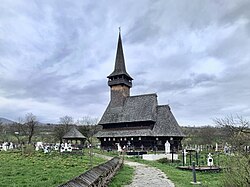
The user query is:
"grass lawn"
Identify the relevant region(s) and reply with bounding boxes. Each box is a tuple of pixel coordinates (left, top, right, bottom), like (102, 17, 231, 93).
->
(108, 164, 134, 187)
(0, 151, 105, 187)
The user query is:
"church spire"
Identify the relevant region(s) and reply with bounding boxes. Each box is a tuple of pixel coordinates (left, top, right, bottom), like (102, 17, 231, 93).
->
(107, 31, 133, 81)
(107, 30, 133, 106)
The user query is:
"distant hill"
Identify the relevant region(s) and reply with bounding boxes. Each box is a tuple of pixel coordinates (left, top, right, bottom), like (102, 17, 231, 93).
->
(0, 117, 15, 125)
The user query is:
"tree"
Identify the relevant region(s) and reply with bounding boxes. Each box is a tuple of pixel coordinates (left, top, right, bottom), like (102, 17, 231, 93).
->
(23, 113, 38, 144)
(77, 116, 100, 144)
(9, 121, 23, 144)
(0, 122, 6, 142)
(214, 115, 250, 151)
(53, 116, 74, 146)
(214, 115, 250, 187)
(59, 115, 73, 132)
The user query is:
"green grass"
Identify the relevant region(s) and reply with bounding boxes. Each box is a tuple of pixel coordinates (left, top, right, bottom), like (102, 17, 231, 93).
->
(127, 157, 223, 187)
(108, 164, 134, 187)
(0, 151, 105, 187)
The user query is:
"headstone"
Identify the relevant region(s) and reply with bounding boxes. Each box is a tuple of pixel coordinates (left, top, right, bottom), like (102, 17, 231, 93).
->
(215, 143, 218, 152)
(44, 146, 50, 153)
(183, 149, 187, 165)
(2, 142, 8, 151)
(207, 153, 213, 166)
(116, 143, 122, 153)
(224, 143, 229, 154)
(54, 143, 59, 151)
(9, 142, 14, 149)
(35, 142, 43, 151)
(60, 143, 72, 152)
(165, 141, 170, 154)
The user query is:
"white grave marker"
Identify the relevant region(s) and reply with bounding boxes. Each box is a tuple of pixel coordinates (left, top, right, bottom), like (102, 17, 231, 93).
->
(207, 153, 214, 166)
(165, 141, 171, 154)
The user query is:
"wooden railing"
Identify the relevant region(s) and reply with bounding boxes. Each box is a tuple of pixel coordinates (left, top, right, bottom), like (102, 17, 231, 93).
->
(59, 157, 122, 187)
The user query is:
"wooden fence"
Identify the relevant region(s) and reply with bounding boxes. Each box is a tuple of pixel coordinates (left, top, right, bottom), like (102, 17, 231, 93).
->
(59, 157, 122, 187)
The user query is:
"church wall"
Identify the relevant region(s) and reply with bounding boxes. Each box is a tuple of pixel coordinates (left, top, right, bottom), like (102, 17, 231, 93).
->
(99, 136, 182, 152)
(110, 85, 130, 107)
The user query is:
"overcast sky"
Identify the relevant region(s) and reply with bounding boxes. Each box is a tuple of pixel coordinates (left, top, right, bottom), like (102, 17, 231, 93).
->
(0, 0, 250, 125)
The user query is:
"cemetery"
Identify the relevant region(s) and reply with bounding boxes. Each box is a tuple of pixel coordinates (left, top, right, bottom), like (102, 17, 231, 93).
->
(0, 33, 249, 186)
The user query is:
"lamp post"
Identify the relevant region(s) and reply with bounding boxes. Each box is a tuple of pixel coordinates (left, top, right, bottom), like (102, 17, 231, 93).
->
(170, 137, 174, 163)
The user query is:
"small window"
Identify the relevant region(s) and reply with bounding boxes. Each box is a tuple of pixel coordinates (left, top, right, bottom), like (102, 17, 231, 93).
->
(104, 138, 106, 141)
(139, 137, 141, 140)
(108, 138, 111, 141)
(124, 138, 127, 141)
(131, 137, 133, 140)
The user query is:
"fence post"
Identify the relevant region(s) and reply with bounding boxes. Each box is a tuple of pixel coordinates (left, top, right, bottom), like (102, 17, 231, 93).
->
(191, 161, 201, 185)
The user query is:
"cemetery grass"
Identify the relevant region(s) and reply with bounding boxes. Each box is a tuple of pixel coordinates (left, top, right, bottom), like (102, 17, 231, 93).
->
(0, 151, 105, 187)
(127, 157, 223, 187)
(108, 164, 134, 187)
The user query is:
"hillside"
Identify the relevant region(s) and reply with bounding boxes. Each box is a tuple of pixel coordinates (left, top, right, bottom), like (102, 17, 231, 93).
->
(0, 117, 15, 125)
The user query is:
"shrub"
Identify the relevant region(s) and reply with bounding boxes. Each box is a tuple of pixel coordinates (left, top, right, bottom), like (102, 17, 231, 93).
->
(222, 153, 250, 187)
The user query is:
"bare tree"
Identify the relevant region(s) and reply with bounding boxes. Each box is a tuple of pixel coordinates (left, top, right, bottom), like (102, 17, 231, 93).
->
(9, 121, 23, 144)
(0, 122, 6, 142)
(214, 115, 250, 186)
(23, 113, 38, 144)
(59, 115, 74, 132)
(214, 115, 250, 151)
(53, 116, 74, 146)
(77, 116, 100, 144)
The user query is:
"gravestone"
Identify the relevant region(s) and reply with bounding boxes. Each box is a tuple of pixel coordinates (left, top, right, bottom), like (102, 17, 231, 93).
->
(116, 143, 122, 153)
(207, 153, 213, 166)
(183, 149, 187, 165)
(215, 143, 218, 152)
(44, 146, 50, 153)
(165, 141, 170, 154)
(2, 142, 8, 151)
(60, 143, 72, 153)
(35, 142, 43, 151)
(9, 142, 14, 149)
(54, 143, 59, 151)
(224, 143, 229, 154)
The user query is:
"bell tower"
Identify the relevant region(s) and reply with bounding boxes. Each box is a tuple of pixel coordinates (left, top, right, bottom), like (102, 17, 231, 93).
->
(107, 31, 133, 107)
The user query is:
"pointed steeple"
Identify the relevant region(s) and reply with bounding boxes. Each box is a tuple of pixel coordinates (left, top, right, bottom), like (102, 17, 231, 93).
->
(107, 30, 133, 106)
(107, 31, 133, 80)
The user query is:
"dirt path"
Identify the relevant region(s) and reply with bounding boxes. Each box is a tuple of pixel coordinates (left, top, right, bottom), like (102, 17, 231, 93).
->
(96, 154, 175, 187)
(124, 160, 175, 187)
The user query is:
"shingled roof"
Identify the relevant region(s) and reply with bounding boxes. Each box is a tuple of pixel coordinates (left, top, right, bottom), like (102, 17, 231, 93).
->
(153, 105, 185, 137)
(107, 32, 133, 80)
(99, 93, 158, 124)
(96, 94, 184, 138)
(63, 126, 86, 139)
(95, 129, 153, 138)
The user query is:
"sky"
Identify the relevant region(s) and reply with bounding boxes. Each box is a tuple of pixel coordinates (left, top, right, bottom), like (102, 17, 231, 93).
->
(0, 0, 250, 126)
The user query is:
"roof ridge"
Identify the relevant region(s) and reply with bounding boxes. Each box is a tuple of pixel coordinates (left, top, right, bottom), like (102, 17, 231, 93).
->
(158, 104, 169, 107)
(129, 93, 157, 98)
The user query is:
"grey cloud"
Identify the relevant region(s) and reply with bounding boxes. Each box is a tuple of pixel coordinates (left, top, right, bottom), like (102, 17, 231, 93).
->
(1, 0, 250, 124)
(153, 73, 216, 93)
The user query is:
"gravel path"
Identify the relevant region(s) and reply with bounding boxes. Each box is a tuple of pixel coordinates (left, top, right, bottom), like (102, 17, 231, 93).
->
(124, 160, 175, 187)
(96, 154, 175, 187)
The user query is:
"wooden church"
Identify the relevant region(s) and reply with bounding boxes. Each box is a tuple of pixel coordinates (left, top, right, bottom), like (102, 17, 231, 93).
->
(95, 32, 184, 151)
